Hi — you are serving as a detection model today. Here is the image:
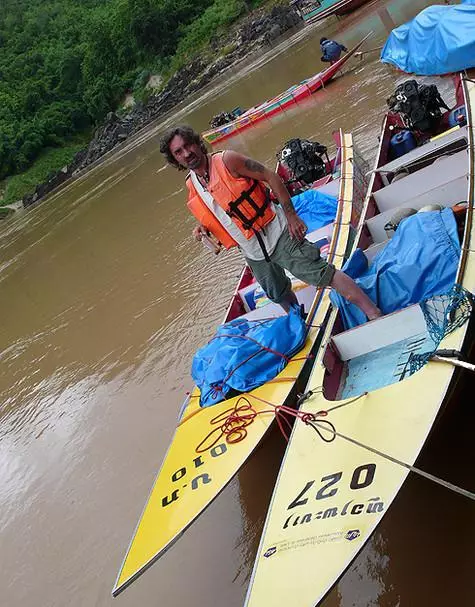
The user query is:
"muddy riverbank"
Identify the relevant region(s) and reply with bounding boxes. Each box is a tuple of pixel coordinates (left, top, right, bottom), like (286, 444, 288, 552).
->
(19, 3, 303, 209)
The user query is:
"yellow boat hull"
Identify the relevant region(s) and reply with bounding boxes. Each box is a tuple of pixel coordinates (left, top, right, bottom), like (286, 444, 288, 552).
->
(245, 77, 475, 607)
(113, 133, 363, 596)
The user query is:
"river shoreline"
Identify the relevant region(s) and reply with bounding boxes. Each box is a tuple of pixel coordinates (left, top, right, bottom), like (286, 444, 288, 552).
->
(7, 3, 305, 212)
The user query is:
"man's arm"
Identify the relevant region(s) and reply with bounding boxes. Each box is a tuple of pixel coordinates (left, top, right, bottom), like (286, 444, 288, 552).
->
(223, 150, 307, 241)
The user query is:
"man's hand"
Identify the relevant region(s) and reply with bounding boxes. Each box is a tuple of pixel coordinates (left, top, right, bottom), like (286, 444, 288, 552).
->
(287, 213, 307, 241)
(193, 225, 221, 254)
(192, 225, 206, 241)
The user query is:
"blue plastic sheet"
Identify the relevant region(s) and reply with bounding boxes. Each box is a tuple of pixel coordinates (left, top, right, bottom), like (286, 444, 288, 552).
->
(192, 305, 306, 407)
(330, 209, 460, 330)
(292, 189, 338, 232)
(381, 3, 475, 75)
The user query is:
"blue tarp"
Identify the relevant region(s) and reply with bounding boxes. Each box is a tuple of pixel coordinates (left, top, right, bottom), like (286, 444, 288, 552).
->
(381, 3, 475, 75)
(191, 188, 335, 407)
(292, 189, 338, 232)
(330, 209, 460, 330)
(192, 305, 306, 407)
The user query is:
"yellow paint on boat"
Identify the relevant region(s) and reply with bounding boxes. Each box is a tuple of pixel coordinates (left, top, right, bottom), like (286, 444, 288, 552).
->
(113, 134, 360, 596)
(430, 125, 460, 141)
(245, 77, 475, 607)
(114, 341, 317, 595)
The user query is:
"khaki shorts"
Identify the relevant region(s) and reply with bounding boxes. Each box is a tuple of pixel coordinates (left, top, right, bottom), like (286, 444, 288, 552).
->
(245, 230, 335, 304)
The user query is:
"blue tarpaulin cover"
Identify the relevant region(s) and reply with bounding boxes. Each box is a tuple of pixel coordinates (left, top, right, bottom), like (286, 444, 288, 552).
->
(292, 189, 338, 232)
(381, 2, 475, 75)
(191, 189, 335, 406)
(192, 305, 306, 407)
(330, 209, 460, 330)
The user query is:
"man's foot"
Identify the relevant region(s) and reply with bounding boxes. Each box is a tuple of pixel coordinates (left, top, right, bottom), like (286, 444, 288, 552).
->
(367, 308, 383, 322)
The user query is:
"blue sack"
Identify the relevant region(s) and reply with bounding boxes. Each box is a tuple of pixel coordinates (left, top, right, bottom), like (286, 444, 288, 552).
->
(192, 305, 306, 407)
(330, 209, 460, 330)
(381, 4, 475, 75)
(292, 189, 338, 232)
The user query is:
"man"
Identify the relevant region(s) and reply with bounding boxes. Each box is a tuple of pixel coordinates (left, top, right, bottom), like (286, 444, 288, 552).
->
(159, 125, 381, 320)
(320, 37, 348, 64)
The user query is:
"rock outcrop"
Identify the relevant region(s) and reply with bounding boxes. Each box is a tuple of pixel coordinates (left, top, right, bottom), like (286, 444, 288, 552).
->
(22, 3, 303, 208)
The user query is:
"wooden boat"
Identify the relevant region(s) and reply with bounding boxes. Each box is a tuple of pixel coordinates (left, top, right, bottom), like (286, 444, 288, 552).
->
(201, 34, 370, 146)
(333, 0, 371, 16)
(298, 0, 370, 23)
(244, 74, 475, 607)
(112, 131, 368, 596)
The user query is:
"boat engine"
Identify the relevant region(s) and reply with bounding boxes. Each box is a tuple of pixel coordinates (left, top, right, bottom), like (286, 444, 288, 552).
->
(209, 107, 243, 128)
(279, 138, 328, 186)
(387, 80, 449, 133)
(209, 112, 234, 128)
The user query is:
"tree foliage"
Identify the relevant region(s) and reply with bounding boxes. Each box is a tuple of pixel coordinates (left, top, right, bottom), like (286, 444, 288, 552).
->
(0, 0, 262, 180)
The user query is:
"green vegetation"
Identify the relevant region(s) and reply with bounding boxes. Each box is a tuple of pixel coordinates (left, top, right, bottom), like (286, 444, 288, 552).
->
(0, 0, 269, 197)
(221, 43, 238, 57)
(1, 135, 89, 205)
(168, 0, 247, 74)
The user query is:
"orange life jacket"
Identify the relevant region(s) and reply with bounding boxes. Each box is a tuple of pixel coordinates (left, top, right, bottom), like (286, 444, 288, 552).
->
(186, 152, 275, 250)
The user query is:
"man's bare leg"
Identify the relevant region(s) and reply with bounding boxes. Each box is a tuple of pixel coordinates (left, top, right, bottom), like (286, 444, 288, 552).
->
(330, 270, 382, 321)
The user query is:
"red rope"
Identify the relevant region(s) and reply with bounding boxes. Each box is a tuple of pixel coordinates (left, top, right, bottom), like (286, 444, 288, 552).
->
(195, 395, 328, 452)
(209, 333, 292, 362)
(195, 399, 259, 453)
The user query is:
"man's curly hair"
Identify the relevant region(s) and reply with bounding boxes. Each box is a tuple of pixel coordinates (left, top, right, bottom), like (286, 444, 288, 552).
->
(159, 125, 208, 171)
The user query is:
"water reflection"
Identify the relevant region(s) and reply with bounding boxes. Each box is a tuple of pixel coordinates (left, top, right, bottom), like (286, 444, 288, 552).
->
(0, 0, 472, 605)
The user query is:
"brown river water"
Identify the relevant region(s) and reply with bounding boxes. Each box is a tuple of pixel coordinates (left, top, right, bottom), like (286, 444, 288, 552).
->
(1, 1, 475, 605)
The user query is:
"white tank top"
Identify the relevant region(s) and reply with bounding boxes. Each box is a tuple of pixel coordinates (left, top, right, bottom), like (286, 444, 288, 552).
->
(190, 170, 287, 261)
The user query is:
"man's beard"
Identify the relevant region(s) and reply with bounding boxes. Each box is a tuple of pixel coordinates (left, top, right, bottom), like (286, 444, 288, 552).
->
(185, 154, 201, 170)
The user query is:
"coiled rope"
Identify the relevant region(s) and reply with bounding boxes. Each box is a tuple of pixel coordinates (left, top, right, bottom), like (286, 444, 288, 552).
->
(195, 394, 334, 454)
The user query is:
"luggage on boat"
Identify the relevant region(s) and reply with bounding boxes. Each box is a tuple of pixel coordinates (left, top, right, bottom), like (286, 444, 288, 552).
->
(383, 206, 417, 235)
(388, 129, 417, 159)
(331, 208, 461, 330)
(380, 3, 475, 76)
(387, 80, 449, 133)
(448, 105, 467, 128)
(192, 305, 306, 407)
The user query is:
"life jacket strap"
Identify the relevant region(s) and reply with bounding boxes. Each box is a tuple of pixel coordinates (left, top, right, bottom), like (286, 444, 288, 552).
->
(225, 181, 272, 261)
(226, 180, 270, 229)
(252, 228, 271, 263)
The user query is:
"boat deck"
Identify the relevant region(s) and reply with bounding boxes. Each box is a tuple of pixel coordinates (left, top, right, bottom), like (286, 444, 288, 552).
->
(375, 125, 468, 185)
(341, 331, 435, 399)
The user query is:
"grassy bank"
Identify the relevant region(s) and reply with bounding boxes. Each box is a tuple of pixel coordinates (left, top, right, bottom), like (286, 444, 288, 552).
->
(0, 0, 285, 208)
(1, 135, 90, 206)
